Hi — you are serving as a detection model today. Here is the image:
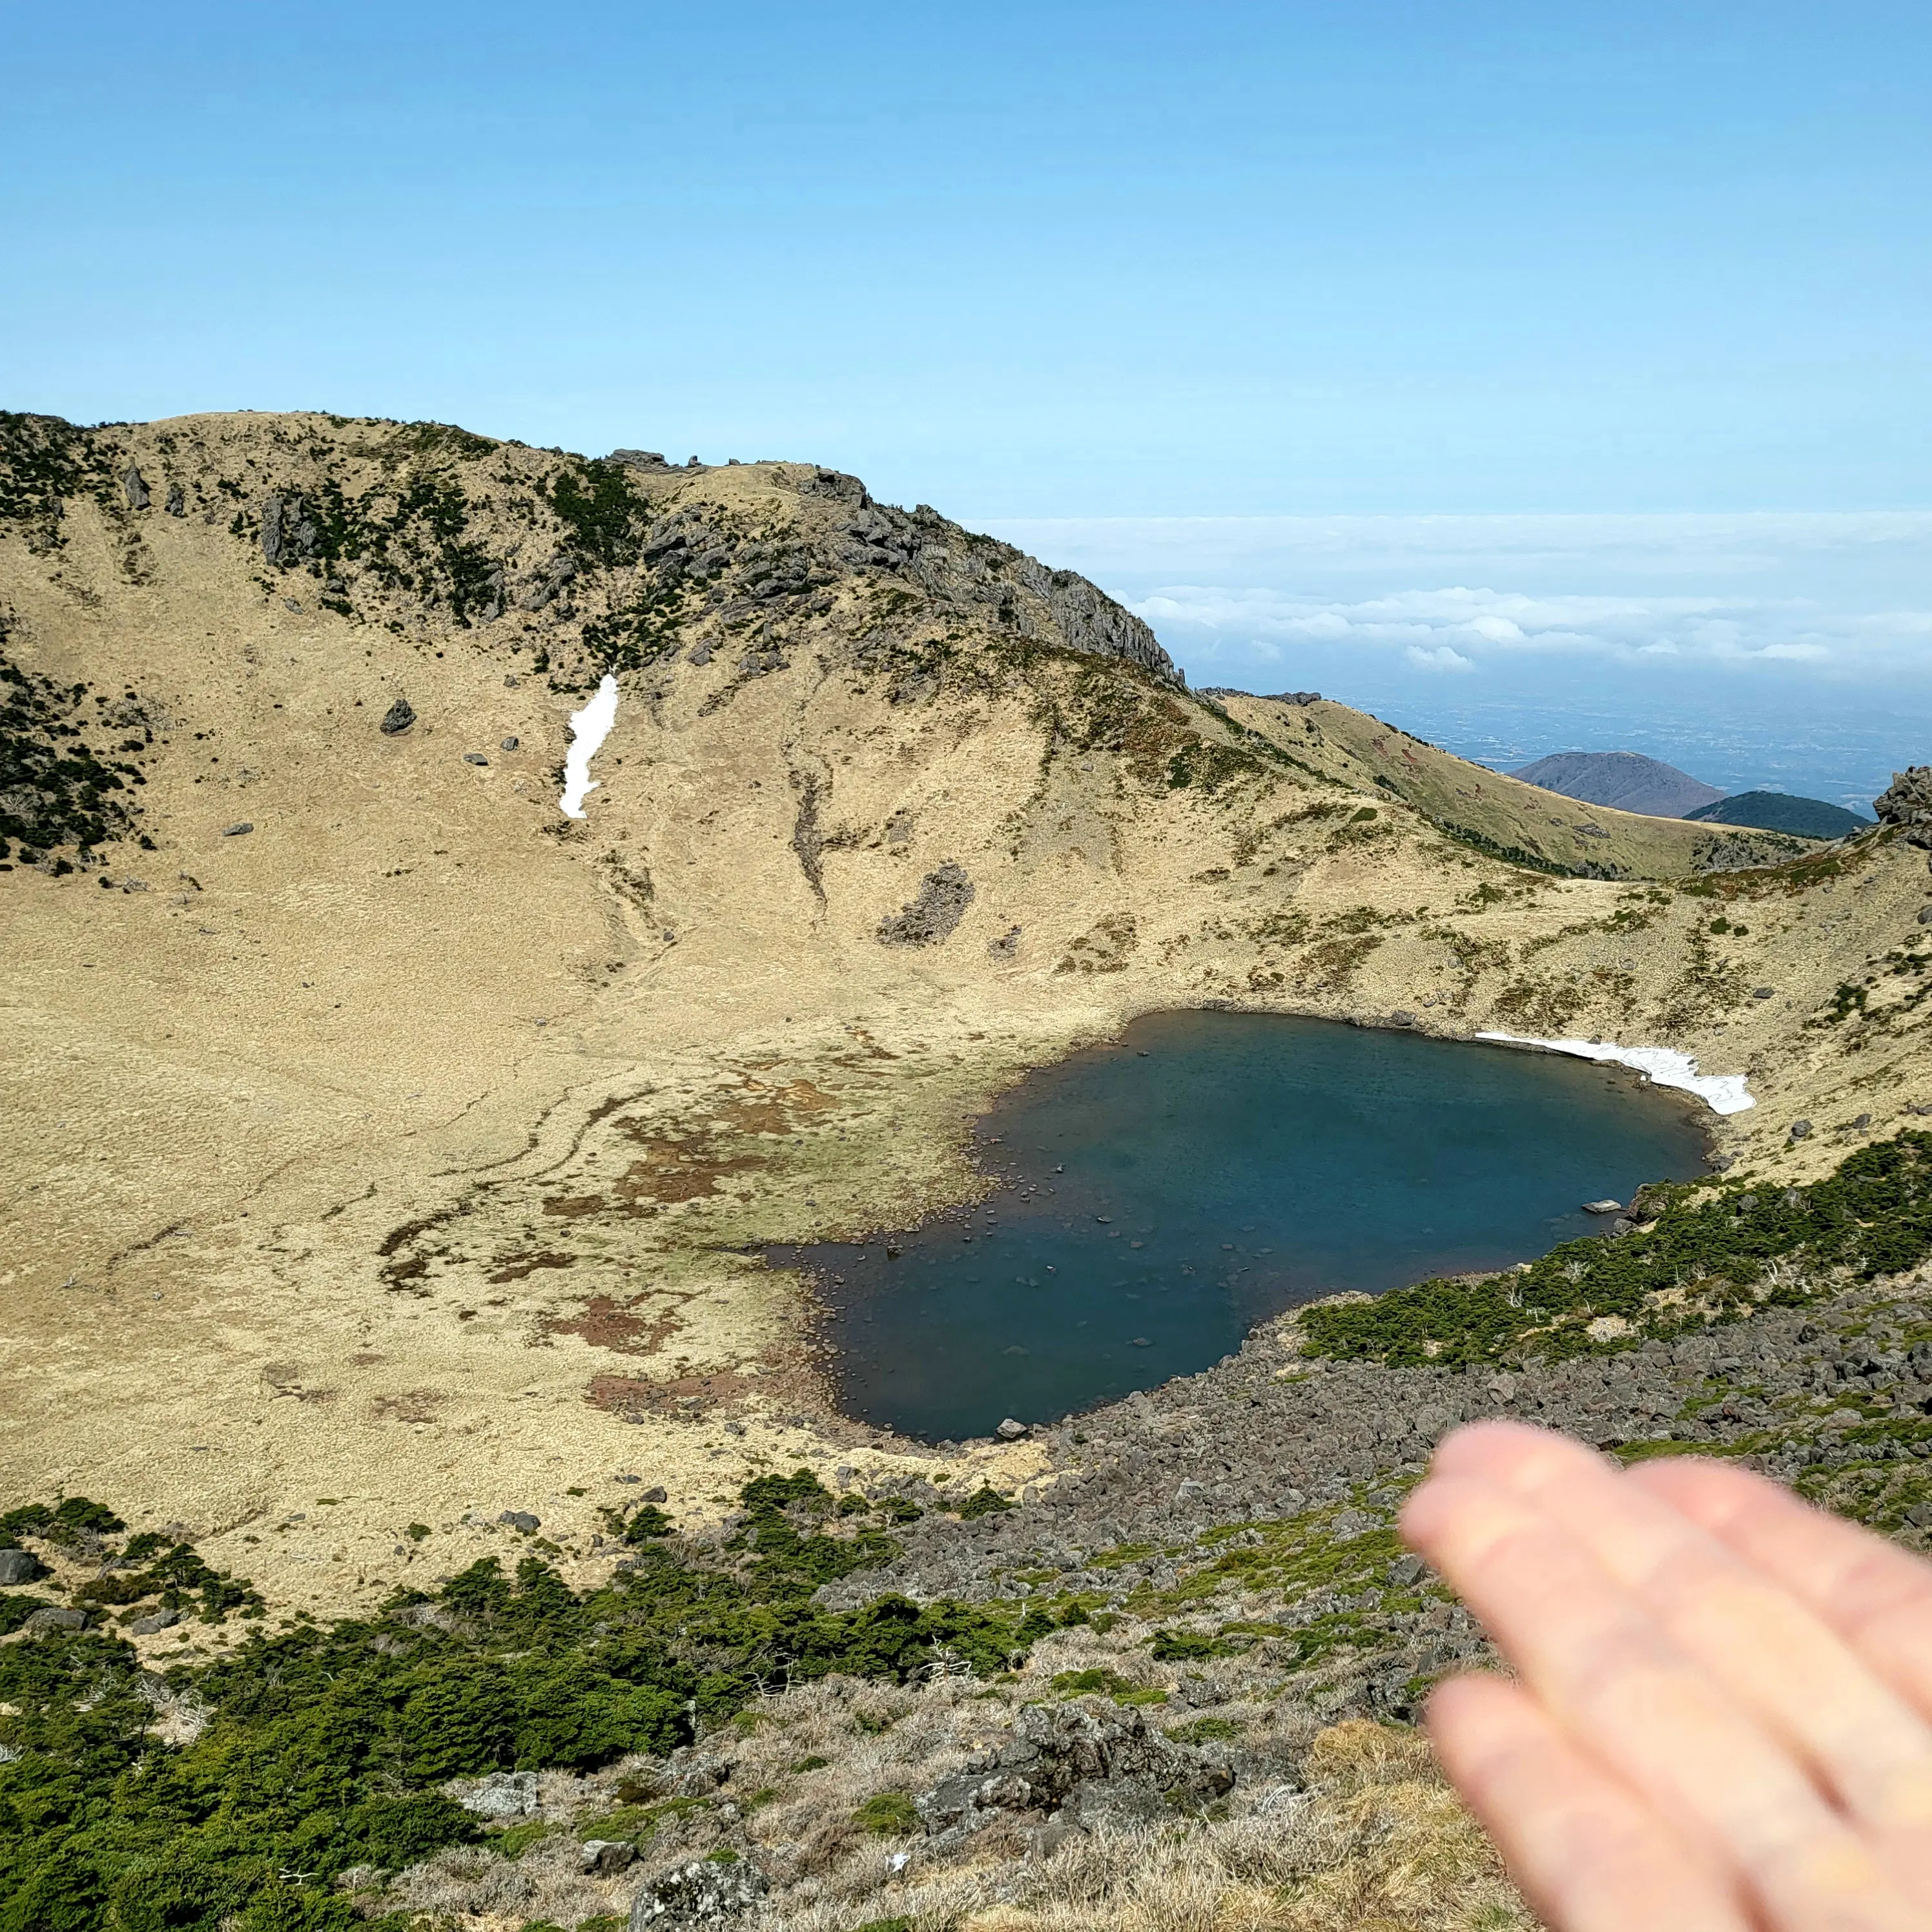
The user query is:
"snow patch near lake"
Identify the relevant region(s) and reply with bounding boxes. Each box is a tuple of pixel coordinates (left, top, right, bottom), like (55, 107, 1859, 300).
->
(559, 675, 619, 819)
(1474, 1031, 1756, 1116)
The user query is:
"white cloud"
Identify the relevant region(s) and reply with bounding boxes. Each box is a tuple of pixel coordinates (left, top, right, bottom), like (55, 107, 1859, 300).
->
(1120, 580, 1932, 680)
(1405, 643, 1475, 672)
(980, 509, 1932, 684)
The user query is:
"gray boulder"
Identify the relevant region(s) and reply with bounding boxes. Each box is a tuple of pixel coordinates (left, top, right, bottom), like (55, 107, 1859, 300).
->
(121, 464, 150, 510)
(23, 1606, 88, 1635)
(258, 493, 319, 564)
(380, 697, 416, 735)
(498, 1510, 540, 1534)
(130, 1608, 182, 1635)
(581, 1839, 637, 1874)
(0, 1549, 46, 1586)
(165, 482, 185, 517)
(628, 1856, 768, 1926)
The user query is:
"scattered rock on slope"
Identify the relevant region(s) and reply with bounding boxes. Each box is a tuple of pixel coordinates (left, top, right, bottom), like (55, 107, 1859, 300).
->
(916, 1696, 1233, 1846)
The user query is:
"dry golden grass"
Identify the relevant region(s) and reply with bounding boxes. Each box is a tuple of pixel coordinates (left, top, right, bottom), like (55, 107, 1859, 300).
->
(364, 1668, 1530, 1932)
(751, 1720, 1530, 1932)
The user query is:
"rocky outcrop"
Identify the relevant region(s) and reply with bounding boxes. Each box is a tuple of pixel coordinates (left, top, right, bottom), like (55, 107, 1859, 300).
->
(1043, 568, 1175, 680)
(258, 493, 320, 566)
(1876, 767, 1932, 841)
(916, 1696, 1232, 1846)
(878, 862, 974, 946)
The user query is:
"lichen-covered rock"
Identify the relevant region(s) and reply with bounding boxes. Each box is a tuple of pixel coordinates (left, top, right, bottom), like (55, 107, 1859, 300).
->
(628, 1855, 768, 1926)
(878, 862, 974, 947)
(454, 1769, 538, 1818)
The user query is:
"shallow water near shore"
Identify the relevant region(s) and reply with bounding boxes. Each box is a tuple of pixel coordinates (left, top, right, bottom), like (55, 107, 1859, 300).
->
(779, 1010, 1710, 1442)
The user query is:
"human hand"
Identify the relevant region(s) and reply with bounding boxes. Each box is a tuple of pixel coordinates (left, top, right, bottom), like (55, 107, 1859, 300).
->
(1400, 1420, 1932, 1932)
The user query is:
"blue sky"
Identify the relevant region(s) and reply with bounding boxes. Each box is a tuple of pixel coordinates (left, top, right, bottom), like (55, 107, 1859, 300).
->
(5, 1, 1929, 794)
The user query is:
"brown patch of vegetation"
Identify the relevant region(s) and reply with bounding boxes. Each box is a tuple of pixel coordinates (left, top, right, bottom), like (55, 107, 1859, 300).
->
(370, 1387, 447, 1424)
(1056, 913, 1139, 975)
(487, 1249, 577, 1283)
(1299, 934, 1384, 991)
(585, 1367, 756, 1418)
(542, 1295, 683, 1355)
(542, 1193, 609, 1218)
(1492, 973, 1589, 1034)
(714, 1078, 840, 1136)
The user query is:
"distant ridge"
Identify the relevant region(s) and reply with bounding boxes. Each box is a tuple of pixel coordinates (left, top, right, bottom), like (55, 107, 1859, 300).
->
(1509, 750, 1723, 819)
(1686, 790, 1873, 839)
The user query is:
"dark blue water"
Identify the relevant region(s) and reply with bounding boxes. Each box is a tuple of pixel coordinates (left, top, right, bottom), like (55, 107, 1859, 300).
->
(776, 1011, 1709, 1442)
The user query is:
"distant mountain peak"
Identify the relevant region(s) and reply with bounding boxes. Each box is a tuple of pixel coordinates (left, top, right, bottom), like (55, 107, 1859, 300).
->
(1508, 750, 1723, 819)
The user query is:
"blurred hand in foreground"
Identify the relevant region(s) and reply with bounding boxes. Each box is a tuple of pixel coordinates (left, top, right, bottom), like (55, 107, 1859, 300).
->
(1401, 1421, 1932, 1932)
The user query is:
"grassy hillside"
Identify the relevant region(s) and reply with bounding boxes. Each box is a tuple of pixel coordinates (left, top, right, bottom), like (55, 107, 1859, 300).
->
(1215, 692, 1810, 879)
(7, 408, 1932, 1932)
(1, 407, 1929, 1647)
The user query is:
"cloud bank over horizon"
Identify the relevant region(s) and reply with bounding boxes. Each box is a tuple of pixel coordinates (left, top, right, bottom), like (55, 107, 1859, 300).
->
(981, 511, 1932, 690)
(1130, 579, 1922, 681)
(978, 511, 1932, 810)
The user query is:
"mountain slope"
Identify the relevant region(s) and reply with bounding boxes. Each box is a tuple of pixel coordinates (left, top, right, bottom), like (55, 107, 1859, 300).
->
(1214, 692, 1807, 879)
(1687, 789, 1873, 839)
(1510, 748, 1723, 817)
(3, 408, 1931, 1631)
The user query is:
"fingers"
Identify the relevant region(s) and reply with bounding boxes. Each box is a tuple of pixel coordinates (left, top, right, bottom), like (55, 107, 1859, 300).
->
(1438, 1423, 1932, 1843)
(1404, 1431, 1926, 1931)
(1424, 1672, 1751, 1932)
(1633, 1455, 1932, 1720)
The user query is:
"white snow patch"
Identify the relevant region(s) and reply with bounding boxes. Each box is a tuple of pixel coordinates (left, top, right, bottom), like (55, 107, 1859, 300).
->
(559, 674, 619, 819)
(1474, 1031, 1756, 1115)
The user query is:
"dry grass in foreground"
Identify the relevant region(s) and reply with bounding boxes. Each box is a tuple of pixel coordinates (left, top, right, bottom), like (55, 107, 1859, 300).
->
(790, 1721, 1532, 1932)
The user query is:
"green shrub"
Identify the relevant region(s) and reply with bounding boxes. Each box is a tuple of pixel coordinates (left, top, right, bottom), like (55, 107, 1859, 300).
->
(1149, 1629, 1220, 1661)
(1300, 1130, 1932, 1367)
(851, 1791, 920, 1834)
(1167, 1716, 1242, 1743)
(0, 1592, 48, 1636)
(0, 1477, 1032, 1931)
(621, 1505, 673, 1542)
(1050, 1667, 1137, 1697)
(957, 1486, 1013, 1519)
